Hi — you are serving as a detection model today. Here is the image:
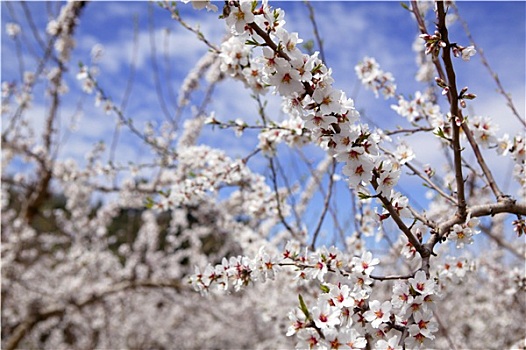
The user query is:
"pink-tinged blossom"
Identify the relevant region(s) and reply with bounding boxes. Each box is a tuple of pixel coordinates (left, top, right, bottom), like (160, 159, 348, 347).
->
(496, 134, 512, 156)
(308, 254, 328, 282)
(394, 142, 415, 165)
(375, 335, 402, 350)
(381, 191, 411, 218)
(407, 295, 425, 315)
(405, 332, 429, 349)
(242, 64, 267, 94)
(342, 158, 375, 185)
(449, 223, 474, 248)
(181, 0, 218, 12)
(256, 3, 285, 33)
(409, 311, 438, 340)
(230, 256, 255, 291)
(225, 0, 255, 34)
(421, 293, 438, 313)
(254, 247, 280, 282)
(324, 328, 366, 350)
(323, 329, 350, 350)
(295, 328, 322, 350)
(6, 23, 21, 38)
(375, 161, 401, 197)
(266, 62, 305, 97)
(391, 280, 414, 311)
(340, 92, 361, 123)
(286, 308, 307, 336)
(409, 270, 435, 296)
(219, 36, 251, 74)
(349, 273, 374, 296)
(343, 328, 367, 349)
(336, 146, 365, 163)
(470, 115, 498, 149)
(332, 127, 359, 154)
(355, 56, 396, 98)
(276, 27, 303, 61)
(329, 284, 355, 308)
(201, 264, 219, 287)
(401, 240, 417, 260)
(391, 96, 420, 123)
(363, 300, 392, 328)
(283, 240, 300, 260)
(297, 52, 319, 82)
(304, 112, 338, 131)
(461, 45, 477, 61)
(351, 251, 380, 275)
(313, 86, 343, 115)
(311, 301, 341, 329)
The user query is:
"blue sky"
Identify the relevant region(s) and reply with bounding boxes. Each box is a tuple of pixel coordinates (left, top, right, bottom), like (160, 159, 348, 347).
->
(2, 1, 525, 246)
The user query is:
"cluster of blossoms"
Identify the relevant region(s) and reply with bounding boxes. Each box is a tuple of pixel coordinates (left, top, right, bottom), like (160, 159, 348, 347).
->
(153, 144, 288, 221)
(178, 51, 220, 107)
(391, 91, 442, 125)
(355, 57, 397, 99)
(76, 64, 114, 114)
(438, 255, 475, 283)
(412, 34, 435, 83)
(3, 1, 525, 349)
(203, 0, 411, 214)
(190, 241, 440, 349)
(76, 64, 98, 94)
(190, 3, 440, 347)
(467, 116, 525, 196)
(256, 116, 311, 155)
(419, 28, 476, 62)
(46, 1, 86, 63)
(204, 114, 311, 156)
(468, 115, 499, 149)
(1, 74, 34, 113)
(451, 44, 477, 62)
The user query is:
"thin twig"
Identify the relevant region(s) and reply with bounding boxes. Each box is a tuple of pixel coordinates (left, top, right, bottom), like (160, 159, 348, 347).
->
(148, 3, 175, 123)
(303, 1, 326, 64)
(20, 2, 47, 53)
(369, 272, 416, 281)
(460, 122, 504, 199)
(480, 224, 525, 260)
(269, 157, 298, 239)
(451, 4, 525, 127)
(163, 2, 220, 53)
(310, 159, 336, 250)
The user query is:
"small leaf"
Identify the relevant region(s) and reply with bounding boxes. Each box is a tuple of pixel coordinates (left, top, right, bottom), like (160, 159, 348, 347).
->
(358, 192, 371, 200)
(433, 127, 448, 140)
(245, 39, 261, 46)
(298, 294, 310, 319)
(144, 197, 154, 209)
(302, 39, 314, 54)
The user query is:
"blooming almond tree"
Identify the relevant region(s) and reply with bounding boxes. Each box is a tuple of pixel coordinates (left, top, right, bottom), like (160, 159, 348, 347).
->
(1, 1, 525, 349)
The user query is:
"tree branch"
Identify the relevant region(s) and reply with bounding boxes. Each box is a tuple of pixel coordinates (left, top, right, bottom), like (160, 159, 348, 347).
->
(436, 1, 467, 222)
(5, 279, 182, 350)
